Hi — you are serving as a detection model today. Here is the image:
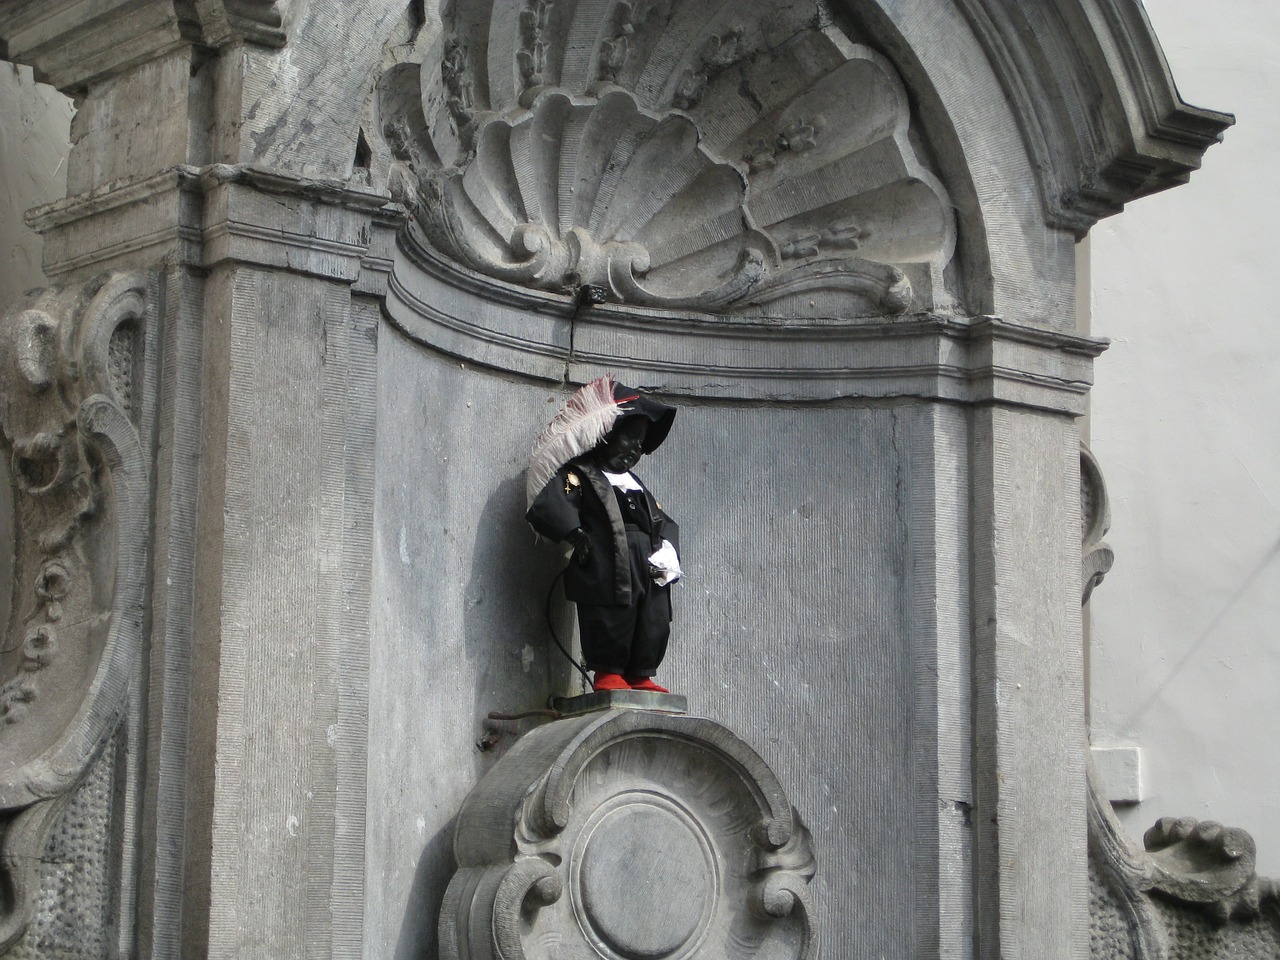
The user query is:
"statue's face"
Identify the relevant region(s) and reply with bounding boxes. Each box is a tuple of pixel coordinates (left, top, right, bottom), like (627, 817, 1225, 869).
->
(597, 417, 648, 472)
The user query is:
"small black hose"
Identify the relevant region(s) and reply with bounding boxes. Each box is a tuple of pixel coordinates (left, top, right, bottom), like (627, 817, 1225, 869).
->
(546, 568, 592, 684)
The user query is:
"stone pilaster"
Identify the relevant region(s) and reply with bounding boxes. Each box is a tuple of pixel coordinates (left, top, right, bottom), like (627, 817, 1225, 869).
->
(0, 3, 410, 956)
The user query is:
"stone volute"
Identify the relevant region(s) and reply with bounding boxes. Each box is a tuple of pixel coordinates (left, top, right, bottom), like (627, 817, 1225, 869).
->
(440, 708, 817, 960)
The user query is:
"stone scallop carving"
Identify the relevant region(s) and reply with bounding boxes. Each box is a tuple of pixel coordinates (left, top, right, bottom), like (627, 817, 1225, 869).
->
(0, 272, 153, 951)
(440, 710, 818, 960)
(381, 0, 954, 314)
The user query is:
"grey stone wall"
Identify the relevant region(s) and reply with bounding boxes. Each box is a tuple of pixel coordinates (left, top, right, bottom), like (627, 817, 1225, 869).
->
(370, 344, 938, 954)
(0, 2, 1233, 958)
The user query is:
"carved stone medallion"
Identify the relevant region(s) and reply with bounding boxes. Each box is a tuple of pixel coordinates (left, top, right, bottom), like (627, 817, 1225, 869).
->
(440, 710, 818, 960)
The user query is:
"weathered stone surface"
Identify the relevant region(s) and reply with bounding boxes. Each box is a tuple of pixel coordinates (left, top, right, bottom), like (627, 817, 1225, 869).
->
(440, 710, 816, 960)
(0, 2, 1234, 959)
(0, 0, 291, 92)
(0, 271, 157, 953)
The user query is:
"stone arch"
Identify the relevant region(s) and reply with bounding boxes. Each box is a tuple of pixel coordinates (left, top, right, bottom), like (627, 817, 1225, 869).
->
(380, 0, 1229, 362)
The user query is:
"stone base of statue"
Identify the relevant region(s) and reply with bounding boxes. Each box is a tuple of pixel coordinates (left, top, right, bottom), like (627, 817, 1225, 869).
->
(439, 710, 818, 960)
(550, 689, 688, 718)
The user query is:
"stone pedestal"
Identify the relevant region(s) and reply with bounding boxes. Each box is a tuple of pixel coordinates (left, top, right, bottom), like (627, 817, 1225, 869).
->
(441, 710, 816, 960)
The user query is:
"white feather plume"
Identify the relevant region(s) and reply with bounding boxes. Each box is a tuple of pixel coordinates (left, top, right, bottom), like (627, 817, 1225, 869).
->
(526, 376, 624, 509)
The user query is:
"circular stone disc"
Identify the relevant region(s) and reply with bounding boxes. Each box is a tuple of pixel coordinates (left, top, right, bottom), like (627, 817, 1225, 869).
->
(578, 802, 715, 959)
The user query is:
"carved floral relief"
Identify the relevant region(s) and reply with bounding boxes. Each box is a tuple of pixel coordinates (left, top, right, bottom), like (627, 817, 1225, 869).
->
(0, 272, 153, 952)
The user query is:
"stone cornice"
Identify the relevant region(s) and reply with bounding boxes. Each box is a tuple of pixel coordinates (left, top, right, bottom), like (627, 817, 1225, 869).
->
(25, 165, 404, 284)
(0, 0, 287, 92)
(386, 235, 1105, 414)
(951, 0, 1234, 233)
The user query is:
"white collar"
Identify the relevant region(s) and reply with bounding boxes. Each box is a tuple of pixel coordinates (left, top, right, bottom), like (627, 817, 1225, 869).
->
(602, 470, 643, 492)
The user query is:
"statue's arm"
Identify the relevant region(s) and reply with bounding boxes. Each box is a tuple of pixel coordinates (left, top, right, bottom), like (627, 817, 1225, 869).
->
(526, 468, 585, 543)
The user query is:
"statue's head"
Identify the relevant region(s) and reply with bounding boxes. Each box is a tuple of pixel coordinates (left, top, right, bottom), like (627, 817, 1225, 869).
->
(526, 377, 677, 507)
(595, 415, 648, 472)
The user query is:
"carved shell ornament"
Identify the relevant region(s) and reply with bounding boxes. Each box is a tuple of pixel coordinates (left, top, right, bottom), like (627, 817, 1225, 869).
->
(382, 0, 955, 314)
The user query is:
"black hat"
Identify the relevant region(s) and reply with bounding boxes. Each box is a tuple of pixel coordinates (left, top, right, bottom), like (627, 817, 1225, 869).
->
(611, 381, 676, 453)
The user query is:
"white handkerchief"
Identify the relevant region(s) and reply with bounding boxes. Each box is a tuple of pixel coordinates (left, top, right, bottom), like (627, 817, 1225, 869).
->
(648, 539, 683, 586)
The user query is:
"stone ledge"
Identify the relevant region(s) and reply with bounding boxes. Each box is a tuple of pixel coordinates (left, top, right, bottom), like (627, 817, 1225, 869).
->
(550, 690, 688, 718)
(385, 235, 1106, 413)
(23, 164, 405, 284)
(0, 0, 288, 93)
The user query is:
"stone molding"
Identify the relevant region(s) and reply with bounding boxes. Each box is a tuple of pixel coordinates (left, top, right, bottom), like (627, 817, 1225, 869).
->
(440, 710, 817, 960)
(381, 1, 955, 313)
(24, 164, 402, 286)
(948, 0, 1234, 234)
(386, 235, 1104, 412)
(0, 271, 156, 952)
(0, 0, 289, 92)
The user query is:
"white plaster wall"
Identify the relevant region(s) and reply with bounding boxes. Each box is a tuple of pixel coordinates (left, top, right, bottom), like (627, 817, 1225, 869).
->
(1089, 1, 1280, 876)
(0, 63, 73, 306)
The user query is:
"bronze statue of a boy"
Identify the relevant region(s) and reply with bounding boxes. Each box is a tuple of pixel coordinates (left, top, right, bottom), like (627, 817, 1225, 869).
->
(525, 378, 682, 692)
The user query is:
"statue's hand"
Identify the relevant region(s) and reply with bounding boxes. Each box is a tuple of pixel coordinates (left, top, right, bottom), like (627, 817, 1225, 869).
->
(566, 528, 591, 565)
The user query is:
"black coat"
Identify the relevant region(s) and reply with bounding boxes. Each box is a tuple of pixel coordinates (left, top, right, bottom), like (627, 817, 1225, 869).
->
(526, 460, 679, 607)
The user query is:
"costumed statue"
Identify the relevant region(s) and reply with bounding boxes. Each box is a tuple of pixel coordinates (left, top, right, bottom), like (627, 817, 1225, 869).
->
(525, 377, 683, 693)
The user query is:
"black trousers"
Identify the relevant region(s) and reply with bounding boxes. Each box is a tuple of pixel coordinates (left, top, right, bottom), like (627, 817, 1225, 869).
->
(577, 529, 671, 677)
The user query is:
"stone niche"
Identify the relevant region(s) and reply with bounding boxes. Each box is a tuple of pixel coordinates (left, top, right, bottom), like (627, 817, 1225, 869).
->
(371, 4, 1092, 958)
(366, 3, 1227, 959)
(0, 0, 1233, 958)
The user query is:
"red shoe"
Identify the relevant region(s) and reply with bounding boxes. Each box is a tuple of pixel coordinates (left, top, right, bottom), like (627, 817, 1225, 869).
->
(592, 672, 630, 692)
(627, 677, 669, 693)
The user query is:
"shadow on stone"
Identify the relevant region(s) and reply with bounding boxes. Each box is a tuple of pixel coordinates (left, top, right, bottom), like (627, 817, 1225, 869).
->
(394, 820, 454, 960)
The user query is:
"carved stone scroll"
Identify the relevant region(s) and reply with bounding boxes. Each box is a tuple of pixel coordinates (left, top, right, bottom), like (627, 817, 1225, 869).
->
(381, 0, 954, 314)
(1081, 443, 1114, 605)
(439, 710, 818, 960)
(0, 272, 154, 952)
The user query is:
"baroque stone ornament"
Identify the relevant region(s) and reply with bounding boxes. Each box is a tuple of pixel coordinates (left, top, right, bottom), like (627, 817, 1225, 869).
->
(0, 272, 153, 952)
(439, 710, 818, 960)
(1082, 448, 1280, 958)
(381, 0, 953, 314)
(1088, 775, 1280, 958)
(1080, 444, 1114, 604)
